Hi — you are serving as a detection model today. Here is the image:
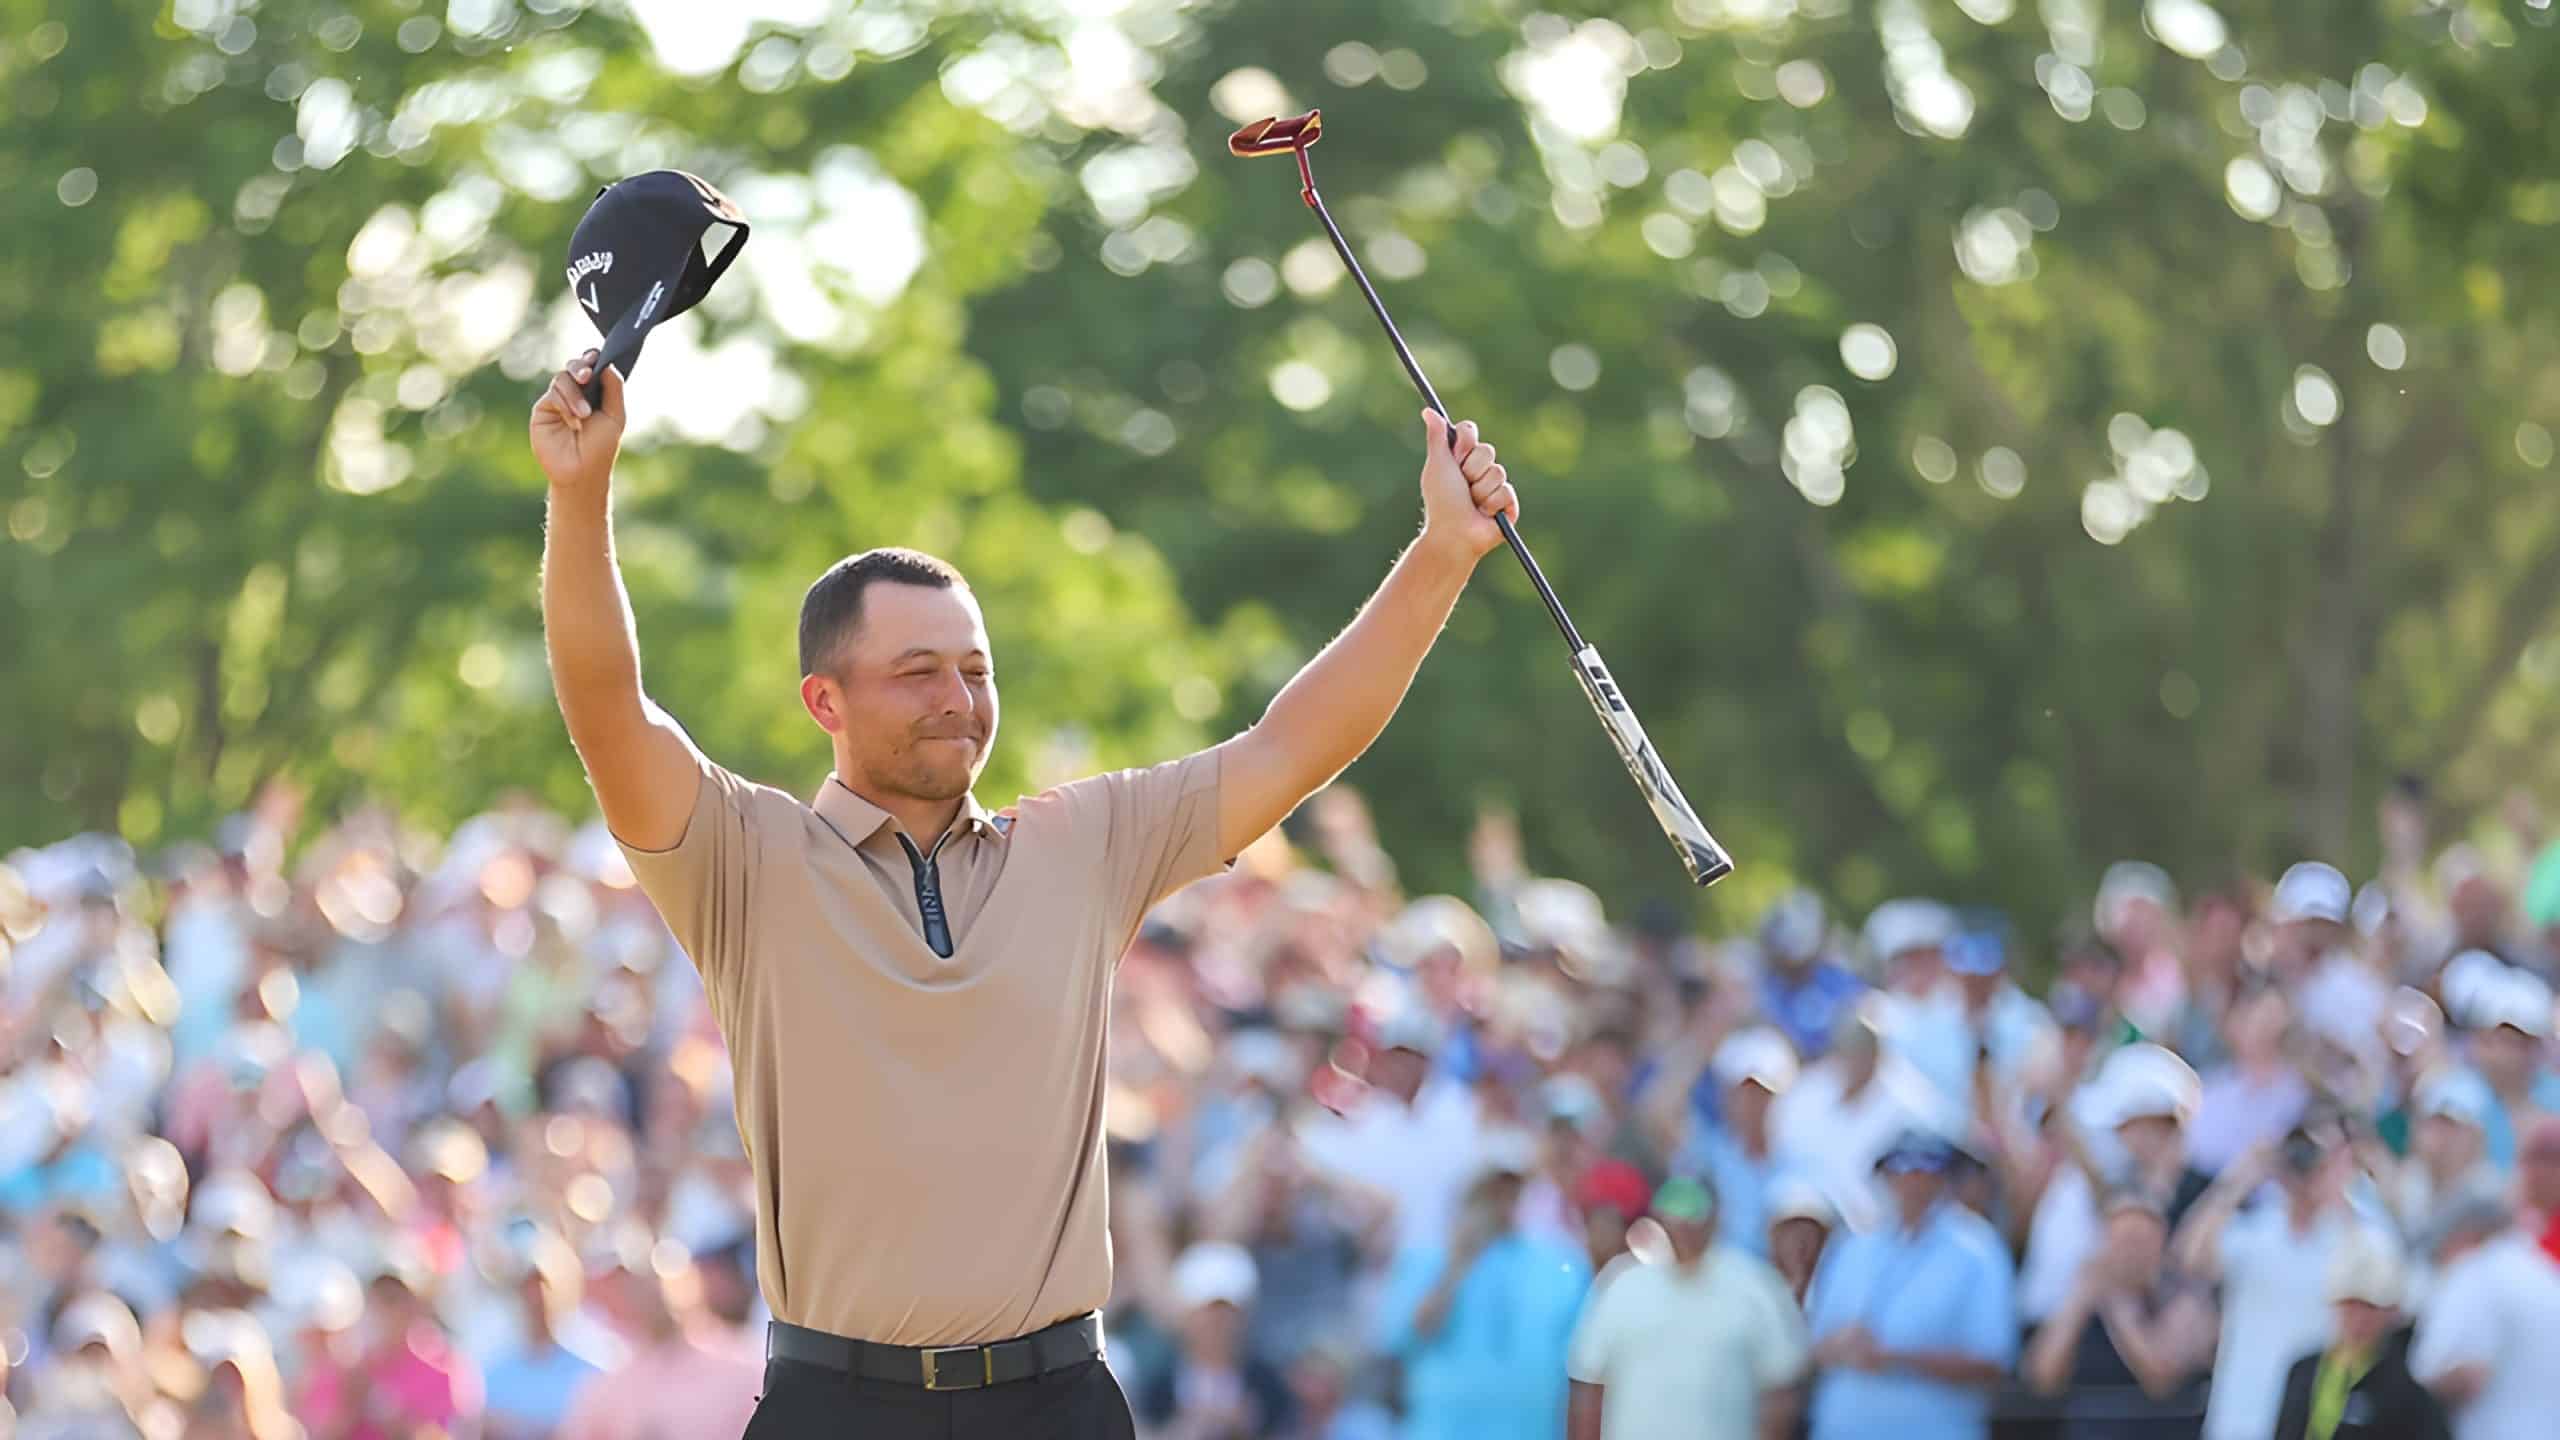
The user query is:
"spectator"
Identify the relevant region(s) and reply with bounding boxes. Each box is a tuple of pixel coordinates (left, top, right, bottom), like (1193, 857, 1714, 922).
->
(1675, 1026, 1800, 1257)
(2018, 1044, 2208, 1328)
(295, 1243, 484, 1440)
(2278, 863, 2391, 1066)
(1802, 1130, 2017, 1440)
(2176, 1121, 2396, 1440)
(1943, 927, 2058, 1097)
(1296, 1008, 1489, 1257)
(556, 1247, 758, 1440)
(2378, 1069, 2503, 1243)
(1195, 1122, 1384, 1374)
(2462, 966, 2559, 1169)
(1271, 1339, 1394, 1440)
(16, 1291, 155, 1439)
(2271, 1232, 2450, 1440)
(2022, 1188, 2215, 1439)
(1754, 890, 1863, 1063)
(1772, 1003, 1960, 1233)
(1569, 1153, 1655, 1281)
(1764, 1178, 1835, 1308)
(1566, 1175, 1809, 1440)
(479, 1226, 609, 1440)
(1135, 1243, 1293, 1440)
(2186, 982, 2310, 1176)
(172, 1310, 298, 1440)
(2409, 1188, 2560, 1440)
(1866, 900, 1973, 1112)
(1375, 1135, 1589, 1440)
(2093, 862, 2185, 1039)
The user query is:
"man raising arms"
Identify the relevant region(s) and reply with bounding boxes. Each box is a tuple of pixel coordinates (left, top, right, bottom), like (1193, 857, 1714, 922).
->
(529, 351, 1518, 1437)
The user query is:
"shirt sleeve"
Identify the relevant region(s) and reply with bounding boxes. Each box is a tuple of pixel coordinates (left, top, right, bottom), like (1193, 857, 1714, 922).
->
(614, 752, 760, 1007)
(1565, 1269, 1621, 1384)
(2410, 1257, 2497, 1381)
(1074, 749, 1227, 944)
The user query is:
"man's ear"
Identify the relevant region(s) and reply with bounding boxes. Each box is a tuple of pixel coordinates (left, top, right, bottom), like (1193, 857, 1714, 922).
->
(800, 673, 842, 733)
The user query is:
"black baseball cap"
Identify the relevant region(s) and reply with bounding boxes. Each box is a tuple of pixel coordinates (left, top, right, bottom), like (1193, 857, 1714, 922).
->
(565, 170, 749, 403)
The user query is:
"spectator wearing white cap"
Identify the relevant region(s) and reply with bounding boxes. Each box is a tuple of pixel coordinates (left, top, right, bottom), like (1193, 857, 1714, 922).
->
(2094, 861, 2185, 1039)
(2458, 964, 2560, 1170)
(2272, 1232, 2450, 1440)
(1674, 1026, 1802, 1257)
(2186, 981, 2311, 1176)
(1766, 1178, 1837, 1308)
(1567, 1174, 1809, 1440)
(16, 1290, 155, 1440)
(1753, 890, 1866, 1064)
(1375, 1133, 1590, 1440)
(1770, 1000, 1964, 1234)
(2378, 1069, 2503, 1245)
(2017, 1045, 2210, 1328)
(2278, 861, 2394, 1071)
(1133, 1243, 1293, 1440)
(2409, 1186, 2560, 1440)
(1296, 1003, 1492, 1258)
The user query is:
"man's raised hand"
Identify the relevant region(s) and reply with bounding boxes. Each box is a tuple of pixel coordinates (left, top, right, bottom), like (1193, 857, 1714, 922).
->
(529, 349, 626, 491)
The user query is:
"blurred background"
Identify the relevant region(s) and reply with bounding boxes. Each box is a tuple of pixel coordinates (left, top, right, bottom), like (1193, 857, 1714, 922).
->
(15, 1, 2560, 1438)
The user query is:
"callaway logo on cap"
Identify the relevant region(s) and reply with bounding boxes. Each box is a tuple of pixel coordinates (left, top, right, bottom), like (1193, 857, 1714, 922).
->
(566, 170, 749, 404)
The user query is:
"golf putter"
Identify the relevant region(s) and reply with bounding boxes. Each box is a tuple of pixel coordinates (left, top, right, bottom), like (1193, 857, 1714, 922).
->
(1227, 109, 1734, 887)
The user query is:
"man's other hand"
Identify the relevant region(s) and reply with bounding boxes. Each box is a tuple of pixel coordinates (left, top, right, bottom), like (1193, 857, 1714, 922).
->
(1418, 410, 1518, 560)
(530, 348, 626, 491)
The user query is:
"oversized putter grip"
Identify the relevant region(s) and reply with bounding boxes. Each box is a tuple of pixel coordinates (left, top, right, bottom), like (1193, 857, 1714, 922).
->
(1568, 646, 1735, 887)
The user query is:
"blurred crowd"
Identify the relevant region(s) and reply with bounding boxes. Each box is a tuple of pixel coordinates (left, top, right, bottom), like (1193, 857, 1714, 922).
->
(10, 776, 2560, 1440)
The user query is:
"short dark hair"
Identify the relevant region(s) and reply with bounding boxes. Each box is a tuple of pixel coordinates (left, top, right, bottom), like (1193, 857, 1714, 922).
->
(797, 548, 967, 677)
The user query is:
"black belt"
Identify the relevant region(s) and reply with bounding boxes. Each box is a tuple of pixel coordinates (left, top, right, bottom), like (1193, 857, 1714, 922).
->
(765, 1313, 1103, 1392)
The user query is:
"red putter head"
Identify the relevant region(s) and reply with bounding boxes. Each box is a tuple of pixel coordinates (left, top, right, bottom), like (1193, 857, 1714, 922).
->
(1226, 109, 1322, 157)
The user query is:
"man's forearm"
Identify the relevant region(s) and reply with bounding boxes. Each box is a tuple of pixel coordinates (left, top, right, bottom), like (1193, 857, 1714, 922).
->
(541, 481, 647, 734)
(1883, 1349, 2007, 1388)
(1566, 1381, 1604, 1440)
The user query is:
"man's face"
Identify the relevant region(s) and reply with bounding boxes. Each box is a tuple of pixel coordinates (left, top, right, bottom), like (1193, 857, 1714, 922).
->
(1770, 1217, 1826, 1276)
(1884, 1167, 1945, 1221)
(2417, 1113, 2482, 1171)
(2521, 1127, 2560, 1211)
(2114, 1115, 2182, 1170)
(2334, 1298, 2394, 1351)
(806, 582, 998, 805)
(1725, 1078, 1775, 1133)
(2475, 1025, 2539, 1091)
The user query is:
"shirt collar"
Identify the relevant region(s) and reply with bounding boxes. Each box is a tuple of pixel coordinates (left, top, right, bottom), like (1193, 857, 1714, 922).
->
(812, 776, 997, 848)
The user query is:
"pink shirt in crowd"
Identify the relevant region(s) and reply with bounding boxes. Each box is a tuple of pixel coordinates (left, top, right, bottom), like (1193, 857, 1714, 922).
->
(298, 1330, 484, 1440)
(557, 1336, 762, 1440)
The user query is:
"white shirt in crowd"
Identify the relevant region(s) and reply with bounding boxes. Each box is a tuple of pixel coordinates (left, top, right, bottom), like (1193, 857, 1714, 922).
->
(1770, 1053, 1962, 1233)
(2410, 1232, 2560, 1440)
(1568, 1246, 1810, 1440)
(2202, 1206, 2394, 1440)
(1297, 1074, 1488, 1256)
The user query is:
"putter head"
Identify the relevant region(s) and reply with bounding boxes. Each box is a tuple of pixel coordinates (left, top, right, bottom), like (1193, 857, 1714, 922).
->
(1228, 110, 1322, 157)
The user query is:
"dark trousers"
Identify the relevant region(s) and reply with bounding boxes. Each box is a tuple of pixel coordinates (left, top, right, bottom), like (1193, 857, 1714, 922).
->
(742, 1355, 1137, 1439)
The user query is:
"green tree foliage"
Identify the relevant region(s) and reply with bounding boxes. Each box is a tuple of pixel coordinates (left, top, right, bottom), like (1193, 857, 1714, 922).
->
(10, 0, 2560, 948)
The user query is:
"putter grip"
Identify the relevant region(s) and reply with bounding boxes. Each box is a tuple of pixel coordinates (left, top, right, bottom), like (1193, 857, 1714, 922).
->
(1569, 645, 1734, 887)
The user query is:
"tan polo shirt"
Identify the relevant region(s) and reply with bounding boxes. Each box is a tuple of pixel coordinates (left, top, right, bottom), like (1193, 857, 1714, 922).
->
(616, 746, 1224, 1346)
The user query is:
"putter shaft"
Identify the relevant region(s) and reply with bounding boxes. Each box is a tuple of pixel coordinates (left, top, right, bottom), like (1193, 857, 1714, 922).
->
(1297, 183, 1585, 653)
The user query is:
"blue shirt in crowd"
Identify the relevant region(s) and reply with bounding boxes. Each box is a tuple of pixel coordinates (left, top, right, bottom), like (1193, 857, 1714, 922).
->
(1375, 1230, 1590, 1440)
(1760, 962, 1867, 1062)
(1805, 1201, 2018, 1440)
(2481, 1069, 2560, 1170)
(1676, 1126, 1786, 1258)
(480, 1340, 603, 1440)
